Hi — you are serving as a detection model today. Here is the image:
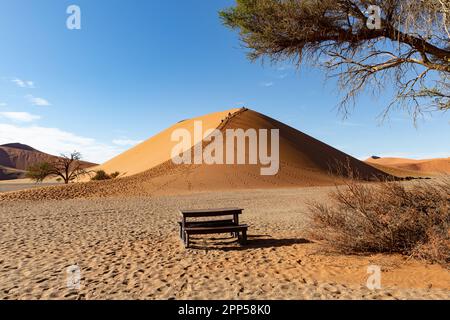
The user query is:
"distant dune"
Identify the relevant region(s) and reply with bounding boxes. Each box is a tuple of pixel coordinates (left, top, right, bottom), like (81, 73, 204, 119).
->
(366, 156, 450, 176)
(0, 165, 26, 180)
(0, 143, 97, 181)
(0, 108, 392, 200)
(95, 108, 389, 182)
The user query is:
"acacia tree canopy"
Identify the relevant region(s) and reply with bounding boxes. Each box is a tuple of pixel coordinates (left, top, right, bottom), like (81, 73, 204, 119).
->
(220, 0, 450, 120)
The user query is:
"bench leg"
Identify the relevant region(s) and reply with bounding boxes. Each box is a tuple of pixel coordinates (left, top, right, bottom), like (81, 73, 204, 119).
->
(239, 230, 247, 245)
(185, 232, 190, 248)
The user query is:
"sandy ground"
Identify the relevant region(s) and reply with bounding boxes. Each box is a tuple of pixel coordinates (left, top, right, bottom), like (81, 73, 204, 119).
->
(0, 180, 62, 193)
(0, 187, 448, 300)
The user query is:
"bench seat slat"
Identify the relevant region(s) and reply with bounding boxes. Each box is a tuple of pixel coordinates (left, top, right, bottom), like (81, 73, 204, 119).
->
(185, 225, 248, 235)
(178, 219, 234, 227)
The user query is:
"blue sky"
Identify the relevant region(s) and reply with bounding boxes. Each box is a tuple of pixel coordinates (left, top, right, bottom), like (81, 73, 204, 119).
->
(0, 0, 448, 163)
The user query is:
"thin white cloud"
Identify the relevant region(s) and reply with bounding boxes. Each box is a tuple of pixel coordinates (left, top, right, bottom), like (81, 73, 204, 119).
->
(276, 64, 295, 71)
(335, 121, 364, 127)
(112, 139, 143, 146)
(0, 102, 7, 107)
(12, 78, 35, 88)
(261, 81, 274, 87)
(0, 123, 125, 163)
(0, 112, 41, 122)
(26, 95, 51, 106)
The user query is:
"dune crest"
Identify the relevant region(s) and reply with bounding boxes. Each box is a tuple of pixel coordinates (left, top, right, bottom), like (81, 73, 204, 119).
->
(98, 108, 390, 181)
(93, 109, 241, 177)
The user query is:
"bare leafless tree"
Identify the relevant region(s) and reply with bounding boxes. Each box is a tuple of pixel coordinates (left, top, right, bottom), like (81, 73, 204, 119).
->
(26, 151, 90, 184)
(220, 0, 450, 121)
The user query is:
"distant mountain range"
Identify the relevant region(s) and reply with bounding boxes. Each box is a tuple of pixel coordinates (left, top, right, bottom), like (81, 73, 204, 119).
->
(0, 143, 97, 180)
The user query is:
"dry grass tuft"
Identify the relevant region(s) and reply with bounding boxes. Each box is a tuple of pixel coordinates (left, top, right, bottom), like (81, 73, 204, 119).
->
(308, 177, 450, 266)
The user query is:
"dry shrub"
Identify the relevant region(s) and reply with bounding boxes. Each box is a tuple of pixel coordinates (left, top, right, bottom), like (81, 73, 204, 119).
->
(308, 178, 450, 266)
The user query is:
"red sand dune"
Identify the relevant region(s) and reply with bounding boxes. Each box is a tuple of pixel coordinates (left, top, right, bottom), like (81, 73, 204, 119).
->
(0, 108, 391, 200)
(0, 143, 97, 181)
(366, 156, 450, 176)
(0, 165, 25, 180)
(95, 109, 241, 177)
(0, 143, 55, 171)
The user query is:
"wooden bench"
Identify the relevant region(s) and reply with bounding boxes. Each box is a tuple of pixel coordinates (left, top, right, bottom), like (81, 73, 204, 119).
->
(179, 208, 247, 248)
(184, 225, 248, 248)
(177, 219, 234, 239)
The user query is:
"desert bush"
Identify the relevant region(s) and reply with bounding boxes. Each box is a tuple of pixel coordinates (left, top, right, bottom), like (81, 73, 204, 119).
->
(308, 178, 450, 266)
(26, 162, 52, 183)
(91, 170, 120, 181)
(110, 171, 120, 179)
(91, 170, 109, 181)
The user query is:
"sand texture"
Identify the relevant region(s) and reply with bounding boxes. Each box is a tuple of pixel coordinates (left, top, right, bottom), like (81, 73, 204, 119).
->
(1, 188, 448, 300)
